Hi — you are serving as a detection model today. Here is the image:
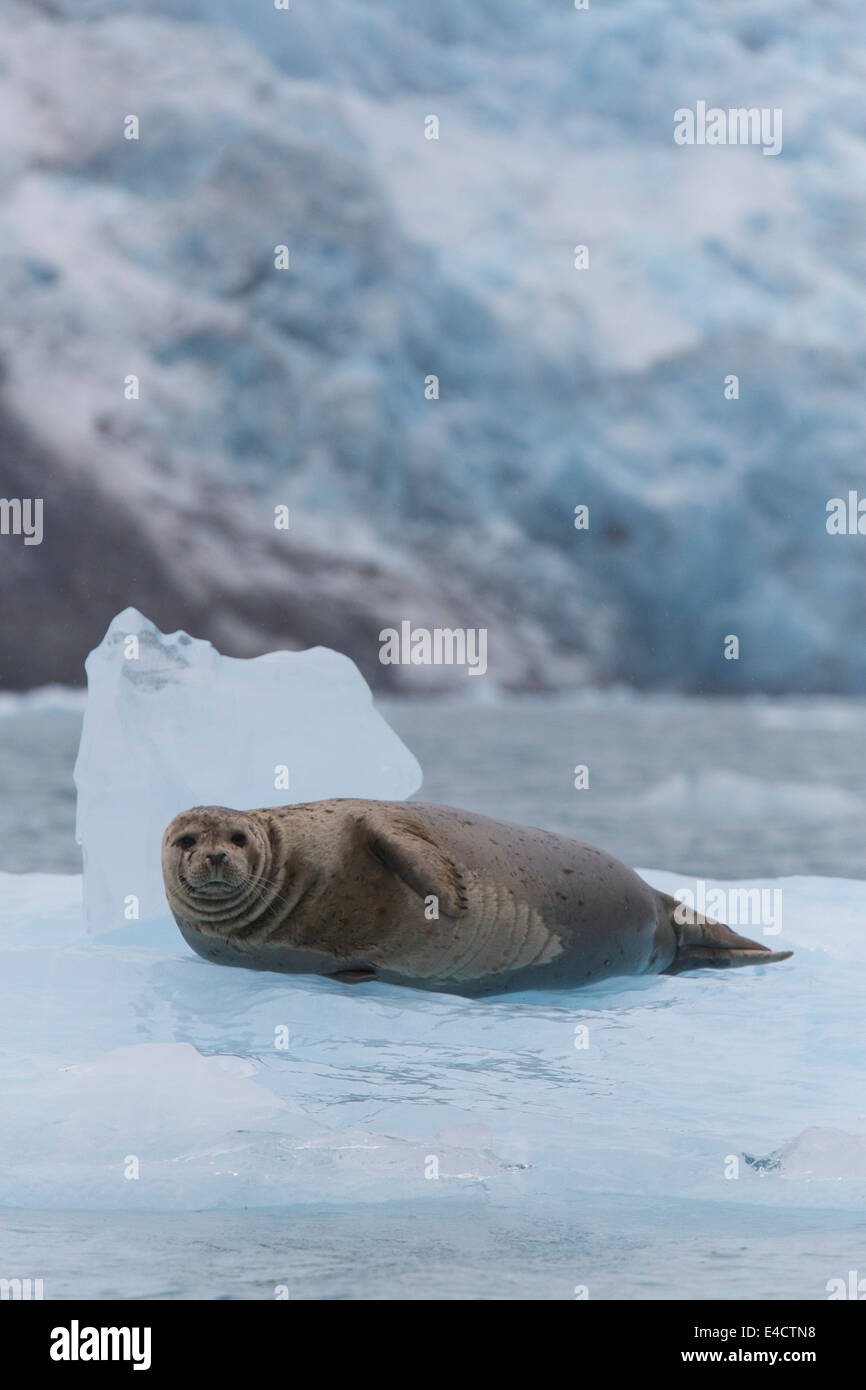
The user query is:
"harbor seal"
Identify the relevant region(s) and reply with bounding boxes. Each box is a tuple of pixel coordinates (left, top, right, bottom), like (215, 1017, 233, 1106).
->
(161, 800, 792, 997)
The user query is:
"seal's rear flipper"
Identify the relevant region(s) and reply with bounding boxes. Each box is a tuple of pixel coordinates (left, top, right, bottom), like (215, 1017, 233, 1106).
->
(664, 945, 794, 974)
(658, 892, 793, 974)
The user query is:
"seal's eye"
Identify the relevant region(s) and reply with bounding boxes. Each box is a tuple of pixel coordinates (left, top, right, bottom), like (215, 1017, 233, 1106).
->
(230, 832, 248, 847)
(175, 834, 197, 851)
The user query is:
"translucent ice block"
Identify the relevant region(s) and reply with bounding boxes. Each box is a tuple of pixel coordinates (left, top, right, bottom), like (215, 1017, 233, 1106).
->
(73, 608, 421, 933)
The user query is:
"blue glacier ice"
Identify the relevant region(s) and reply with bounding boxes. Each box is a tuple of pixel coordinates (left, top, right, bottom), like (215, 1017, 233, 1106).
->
(73, 609, 421, 933)
(3, 0, 866, 691)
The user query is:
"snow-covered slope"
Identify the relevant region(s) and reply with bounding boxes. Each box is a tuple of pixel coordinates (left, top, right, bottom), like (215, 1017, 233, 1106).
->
(1, 1, 864, 690)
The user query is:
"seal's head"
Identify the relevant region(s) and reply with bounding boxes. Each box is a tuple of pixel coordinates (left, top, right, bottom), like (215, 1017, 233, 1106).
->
(161, 805, 273, 930)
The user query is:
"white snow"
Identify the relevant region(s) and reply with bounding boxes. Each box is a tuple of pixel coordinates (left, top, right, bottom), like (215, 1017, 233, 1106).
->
(73, 609, 421, 933)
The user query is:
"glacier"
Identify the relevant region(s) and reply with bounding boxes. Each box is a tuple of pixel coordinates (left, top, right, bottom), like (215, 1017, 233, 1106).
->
(1, 0, 866, 692)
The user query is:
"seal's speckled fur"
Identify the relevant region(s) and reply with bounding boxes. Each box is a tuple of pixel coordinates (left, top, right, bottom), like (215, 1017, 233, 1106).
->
(162, 800, 792, 997)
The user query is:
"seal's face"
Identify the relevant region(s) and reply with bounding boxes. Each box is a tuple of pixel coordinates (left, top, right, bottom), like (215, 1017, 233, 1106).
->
(161, 806, 272, 926)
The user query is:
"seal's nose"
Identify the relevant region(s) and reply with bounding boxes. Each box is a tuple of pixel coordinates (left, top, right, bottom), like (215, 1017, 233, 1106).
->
(206, 852, 227, 867)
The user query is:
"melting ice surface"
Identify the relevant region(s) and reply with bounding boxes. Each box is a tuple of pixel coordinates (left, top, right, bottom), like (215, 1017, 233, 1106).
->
(2, 869, 866, 1299)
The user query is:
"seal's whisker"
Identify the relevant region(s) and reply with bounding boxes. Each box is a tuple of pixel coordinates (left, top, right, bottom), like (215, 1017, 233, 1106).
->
(244, 876, 295, 914)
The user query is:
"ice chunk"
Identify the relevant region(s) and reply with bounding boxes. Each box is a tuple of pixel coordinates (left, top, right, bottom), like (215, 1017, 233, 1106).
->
(73, 608, 421, 934)
(765, 1127, 866, 1181)
(3, 865, 866, 1293)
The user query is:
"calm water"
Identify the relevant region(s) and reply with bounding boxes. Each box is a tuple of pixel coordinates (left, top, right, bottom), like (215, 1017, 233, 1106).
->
(3, 690, 864, 880)
(1, 1200, 861, 1301)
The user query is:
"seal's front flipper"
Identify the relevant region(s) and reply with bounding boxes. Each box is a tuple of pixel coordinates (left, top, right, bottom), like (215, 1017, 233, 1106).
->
(357, 811, 469, 918)
(330, 967, 378, 983)
(658, 892, 793, 974)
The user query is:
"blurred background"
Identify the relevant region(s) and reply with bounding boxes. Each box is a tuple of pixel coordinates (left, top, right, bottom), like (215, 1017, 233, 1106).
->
(1, 0, 865, 875)
(2, 0, 865, 694)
